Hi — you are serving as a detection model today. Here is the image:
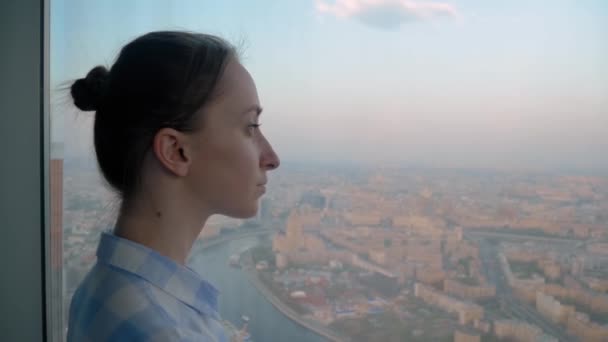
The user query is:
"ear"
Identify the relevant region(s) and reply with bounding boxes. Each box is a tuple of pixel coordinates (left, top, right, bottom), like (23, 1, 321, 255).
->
(152, 128, 191, 177)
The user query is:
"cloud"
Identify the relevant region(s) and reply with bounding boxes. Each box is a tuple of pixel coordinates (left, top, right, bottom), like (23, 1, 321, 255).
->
(315, 0, 459, 30)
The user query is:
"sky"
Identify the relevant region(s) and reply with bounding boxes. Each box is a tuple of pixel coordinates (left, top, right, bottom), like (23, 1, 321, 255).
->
(51, 0, 608, 171)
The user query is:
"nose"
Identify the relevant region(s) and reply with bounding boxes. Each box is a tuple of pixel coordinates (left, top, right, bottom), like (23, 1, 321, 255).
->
(260, 134, 280, 171)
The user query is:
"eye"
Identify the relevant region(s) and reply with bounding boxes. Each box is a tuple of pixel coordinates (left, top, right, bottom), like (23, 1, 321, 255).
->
(247, 123, 261, 134)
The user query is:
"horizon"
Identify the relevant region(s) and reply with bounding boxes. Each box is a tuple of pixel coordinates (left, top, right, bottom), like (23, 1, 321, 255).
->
(62, 151, 608, 177)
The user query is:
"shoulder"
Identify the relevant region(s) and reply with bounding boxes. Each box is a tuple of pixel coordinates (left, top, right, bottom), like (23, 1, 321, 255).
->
(68, 263, 226, 342)
(67, 263, 174, 341)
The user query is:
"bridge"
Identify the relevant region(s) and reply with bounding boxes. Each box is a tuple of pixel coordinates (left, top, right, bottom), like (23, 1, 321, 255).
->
(465, 230, 583, 245)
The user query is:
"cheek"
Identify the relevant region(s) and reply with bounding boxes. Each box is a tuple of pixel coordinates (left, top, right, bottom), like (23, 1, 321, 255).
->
(195, 134, 259, 192)
(210, 139, 261, 217)
(227, 139, 260, 185)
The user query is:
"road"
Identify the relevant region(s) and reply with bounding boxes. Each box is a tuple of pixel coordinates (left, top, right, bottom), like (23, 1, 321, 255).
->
(478, 240, 576, 342)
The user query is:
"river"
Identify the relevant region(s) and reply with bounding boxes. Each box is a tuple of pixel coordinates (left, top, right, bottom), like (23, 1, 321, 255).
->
(189, 235, 328, 342)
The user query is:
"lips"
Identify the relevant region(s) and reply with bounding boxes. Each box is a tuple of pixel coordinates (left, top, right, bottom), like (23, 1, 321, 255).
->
(258, 184, 266, 194)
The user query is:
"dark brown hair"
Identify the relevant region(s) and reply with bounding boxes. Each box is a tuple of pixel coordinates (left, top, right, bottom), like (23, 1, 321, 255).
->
(71, 31, 236, 203)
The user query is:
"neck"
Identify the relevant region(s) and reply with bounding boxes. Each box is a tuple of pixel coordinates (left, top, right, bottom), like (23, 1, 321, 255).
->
(114, 197, 210, 265)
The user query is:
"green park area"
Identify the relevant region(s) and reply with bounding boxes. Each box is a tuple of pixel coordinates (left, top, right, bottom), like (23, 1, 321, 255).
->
(509, 260, 543, 279)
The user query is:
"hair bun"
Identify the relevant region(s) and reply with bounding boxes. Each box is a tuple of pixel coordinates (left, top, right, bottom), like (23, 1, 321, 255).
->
(71, 66, 109, 111)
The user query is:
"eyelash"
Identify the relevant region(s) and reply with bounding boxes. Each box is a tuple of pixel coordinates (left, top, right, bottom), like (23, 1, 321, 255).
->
(247, 123, 261, 134)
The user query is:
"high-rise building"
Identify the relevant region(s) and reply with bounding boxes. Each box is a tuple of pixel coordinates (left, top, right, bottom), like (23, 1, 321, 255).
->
(454, 328, 481, 342)
(49, 142, 64, 342)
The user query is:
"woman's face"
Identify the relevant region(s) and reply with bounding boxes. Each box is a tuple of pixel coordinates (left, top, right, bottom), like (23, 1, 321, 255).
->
(186, 59, 280, 218)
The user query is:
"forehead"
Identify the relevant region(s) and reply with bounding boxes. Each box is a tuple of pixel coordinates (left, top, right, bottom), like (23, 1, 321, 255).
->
(215, 60, 259, 107)
(194, 60, 260, 129)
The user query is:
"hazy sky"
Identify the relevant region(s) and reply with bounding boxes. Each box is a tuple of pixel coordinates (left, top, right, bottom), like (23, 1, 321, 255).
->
(51, 0, 608, 171)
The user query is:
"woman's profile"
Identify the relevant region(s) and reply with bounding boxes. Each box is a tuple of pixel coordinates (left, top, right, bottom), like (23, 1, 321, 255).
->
(67, 31, 280, 341)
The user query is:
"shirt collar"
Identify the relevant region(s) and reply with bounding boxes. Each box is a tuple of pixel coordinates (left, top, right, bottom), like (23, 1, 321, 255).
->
(96, 231, 220, 318)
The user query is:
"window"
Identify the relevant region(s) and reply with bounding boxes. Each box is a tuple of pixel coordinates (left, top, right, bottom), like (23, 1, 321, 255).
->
(49, 1, 607, 341)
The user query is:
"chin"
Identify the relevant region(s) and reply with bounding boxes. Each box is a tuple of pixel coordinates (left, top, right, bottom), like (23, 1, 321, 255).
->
(223, 202, 259, 219)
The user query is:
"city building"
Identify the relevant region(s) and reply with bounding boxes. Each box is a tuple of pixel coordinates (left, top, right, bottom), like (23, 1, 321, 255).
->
(444, 279, 496, 300)
(566, 312, 608, 342)
(535, 292, 575, 324)
(453, 328, 481, 342)
(493, 319, 557, 342)
(414, 283, 484, 325)
(50, 142, 64, 342)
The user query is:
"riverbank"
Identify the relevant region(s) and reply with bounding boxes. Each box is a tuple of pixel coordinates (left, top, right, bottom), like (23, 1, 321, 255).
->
(194, 228, 275, 252)
(241, 249, 350, 342)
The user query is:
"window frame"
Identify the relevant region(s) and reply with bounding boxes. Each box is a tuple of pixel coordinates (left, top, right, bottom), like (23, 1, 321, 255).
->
(0, 0, 50, 341)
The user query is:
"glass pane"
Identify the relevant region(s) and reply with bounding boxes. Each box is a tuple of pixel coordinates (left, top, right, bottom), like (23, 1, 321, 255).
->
(49, 1, 608, 341)
(49, 142, 64, 341)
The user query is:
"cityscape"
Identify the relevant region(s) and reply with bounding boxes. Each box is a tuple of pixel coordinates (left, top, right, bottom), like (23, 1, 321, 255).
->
(46, 1, 608, 341)
(62, 160, 608, 342)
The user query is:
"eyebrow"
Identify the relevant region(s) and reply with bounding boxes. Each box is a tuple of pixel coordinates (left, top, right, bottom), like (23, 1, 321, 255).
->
(242, 105, 263, 116)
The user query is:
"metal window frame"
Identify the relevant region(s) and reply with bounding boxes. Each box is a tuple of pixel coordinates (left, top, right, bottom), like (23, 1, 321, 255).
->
(0, 0, 50, 341)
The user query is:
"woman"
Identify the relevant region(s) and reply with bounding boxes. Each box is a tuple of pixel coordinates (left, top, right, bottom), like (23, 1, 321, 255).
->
(67, 31, 280, 341)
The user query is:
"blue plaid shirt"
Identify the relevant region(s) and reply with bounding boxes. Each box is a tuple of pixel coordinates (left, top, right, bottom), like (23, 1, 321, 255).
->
(67, 232, 229, 342)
